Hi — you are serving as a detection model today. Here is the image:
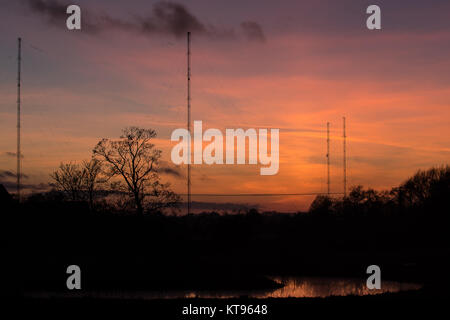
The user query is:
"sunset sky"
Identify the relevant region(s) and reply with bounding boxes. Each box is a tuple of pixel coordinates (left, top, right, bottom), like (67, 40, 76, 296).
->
(1, 0, 450, 212)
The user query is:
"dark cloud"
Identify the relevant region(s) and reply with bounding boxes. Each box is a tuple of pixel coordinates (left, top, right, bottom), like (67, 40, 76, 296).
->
(240, 21, 266, 43)
(0, 180, 48, 192)
(0, 170, 29, 179)
(140, 1, 206, 38)
(157, 165, 184, 179)
(23, 0, 264, 41)
(0, 170, 16, 179)
(89, 1, 207, 38)
(25, 0, 67, 23)
(199, 174, 212, 182)
(5, 152, 24, 158)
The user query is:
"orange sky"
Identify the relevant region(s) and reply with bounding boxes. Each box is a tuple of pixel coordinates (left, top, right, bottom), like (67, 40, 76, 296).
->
(1, 1, 449, 211)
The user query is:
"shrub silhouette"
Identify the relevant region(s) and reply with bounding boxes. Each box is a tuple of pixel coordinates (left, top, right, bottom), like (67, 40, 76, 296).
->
(309, 165, 450, 220)
(309, 195, 333, 216)
(395, 165, 450, 211)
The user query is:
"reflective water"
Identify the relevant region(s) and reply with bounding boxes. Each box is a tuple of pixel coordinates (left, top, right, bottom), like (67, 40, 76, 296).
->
(262, 276, 422, 298)
(28, 276, 422, 299)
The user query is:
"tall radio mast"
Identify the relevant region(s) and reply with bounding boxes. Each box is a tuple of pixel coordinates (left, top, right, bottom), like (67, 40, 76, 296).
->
(187, 32, 191, 214)
(327, 122, 330, 195)
(17, 37, 22, 201)
(343, 117, 347, 197)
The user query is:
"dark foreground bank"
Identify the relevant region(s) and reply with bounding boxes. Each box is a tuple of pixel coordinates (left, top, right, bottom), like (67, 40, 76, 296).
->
(13, 288, 448, 319)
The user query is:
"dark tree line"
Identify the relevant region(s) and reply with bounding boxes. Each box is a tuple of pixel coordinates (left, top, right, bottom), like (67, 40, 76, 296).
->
(309, 165, 450, 218)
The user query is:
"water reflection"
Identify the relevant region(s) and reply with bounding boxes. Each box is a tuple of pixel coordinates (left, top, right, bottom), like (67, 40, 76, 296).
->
(260, 276, 422, 298)
(27, 276, 422, 300)
(163, 277, 421, 298)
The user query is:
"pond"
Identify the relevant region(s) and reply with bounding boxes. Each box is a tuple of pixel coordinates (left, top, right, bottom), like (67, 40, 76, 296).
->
(259, 276, 422, 298)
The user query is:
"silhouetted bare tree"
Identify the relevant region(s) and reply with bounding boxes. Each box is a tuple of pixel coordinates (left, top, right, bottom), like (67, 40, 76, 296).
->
(93, 127, 179, 214)
(146, 181, 181, 213)
(82, 158, 104, 210)
(50, 163, 84, 201)
(50, 159, 103, 209)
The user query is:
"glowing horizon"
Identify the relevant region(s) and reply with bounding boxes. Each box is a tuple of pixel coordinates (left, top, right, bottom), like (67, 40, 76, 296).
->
(1, 0, 450, 211)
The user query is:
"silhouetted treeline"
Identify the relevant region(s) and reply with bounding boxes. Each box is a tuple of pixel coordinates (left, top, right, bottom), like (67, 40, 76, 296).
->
(1, 166, 449, 297)
(310, 165, 450, 220)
